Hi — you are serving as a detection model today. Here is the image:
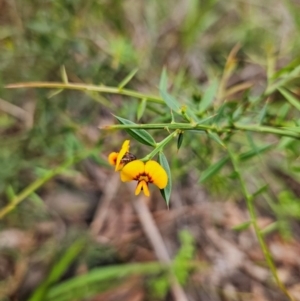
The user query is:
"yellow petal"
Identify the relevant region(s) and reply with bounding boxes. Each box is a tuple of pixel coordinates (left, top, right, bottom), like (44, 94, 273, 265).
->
(108, 152, 118, 166)
(115, 140, 130, 171)
(135, 181, 143, 195)
(134, 180, 150, 197)
(145, 160, 168, 189)
(115, 162, 125, 171)
(120, 160, 145, 182)
(141, 180, 150, 196)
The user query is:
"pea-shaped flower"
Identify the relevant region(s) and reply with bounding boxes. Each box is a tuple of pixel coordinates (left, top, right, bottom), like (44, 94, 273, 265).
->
(108, 140, 130, 171)
(120, 160, 168, 196)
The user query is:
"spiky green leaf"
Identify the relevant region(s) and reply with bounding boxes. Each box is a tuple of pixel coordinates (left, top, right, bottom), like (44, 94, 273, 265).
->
(199, 156, 229, 183)
(114, 115, 156, 147)
(118, 68, 138, 89)
(177, 132, 184, 151)
(159, 68, 180, 112)
(199, 79, 218, 113)
(137, 98, 147, 120)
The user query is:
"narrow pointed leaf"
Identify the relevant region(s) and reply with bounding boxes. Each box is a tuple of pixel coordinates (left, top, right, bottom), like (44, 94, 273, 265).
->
(267, 64, 300, 94)
(195, 114, 216, 125)
(137, 98, 147, 120)
(232, 221, 252, 231)
(177, 132, 184, 151)
(47, 89, 63, 99)
(5, 185, 16, 202)
(28, 238, 85, 301)
(281, 127, 300, 133)
(199, 79, 218, 113)
(199, 156, 229, 183)
(60, 65, 68, 84)
(159, 68, 180, 112)
(186, 107, 200, 123)
(271, 58, 300, 79)
(238, 144, 273, 161)
(207, 131, 226, 148)
(159, 67, 168, 91)
(158, 152, 172, 207)
(253, 184, 268, 197)
(160, 90, 180, 112)
(278, 88, 300, 111)
(114, 115, 156, 147)
(46, 262, 167, 301)
(118, 68, 138, 89)
(258, 101, 269, 124)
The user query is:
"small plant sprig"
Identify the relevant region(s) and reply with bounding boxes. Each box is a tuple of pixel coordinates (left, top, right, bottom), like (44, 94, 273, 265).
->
(5, 61, 300, 300)
(107, 139, 169, 199)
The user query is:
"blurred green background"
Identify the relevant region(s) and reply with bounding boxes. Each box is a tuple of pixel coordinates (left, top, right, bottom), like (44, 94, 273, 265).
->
(1, 0, 300, 300)
(1, 0, 300, 198)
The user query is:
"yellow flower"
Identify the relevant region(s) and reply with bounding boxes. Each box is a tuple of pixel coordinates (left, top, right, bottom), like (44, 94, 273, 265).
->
(120, 160, 168, 197)
(108, 152, 119, 166)
(108, 140, 130, 171)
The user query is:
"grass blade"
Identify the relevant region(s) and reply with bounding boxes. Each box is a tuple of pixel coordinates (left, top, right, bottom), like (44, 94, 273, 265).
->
(278, 88, 300, 111)
(46, 262, 167, 301)
(29, 238, 86, 301)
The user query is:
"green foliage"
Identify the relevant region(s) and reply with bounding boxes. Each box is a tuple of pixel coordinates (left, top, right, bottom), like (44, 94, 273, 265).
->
(273, 191, 300, 240)
(114, 115, 156, 147)
(173, 230, 195, 285)
(159, 68, 181, 113)
(137, 98, 147, 121)
(118, 68, 139, 90)
(46, 262, 175, 301)
(177, 131, 184, 151)
(199, 156, 229, 183)
(29, 238, 86, 301)
(198, 79, 219, 114)
(148, 273, 170, 300)
(2, 1, 300, 300)
(148, 230, 196, 299)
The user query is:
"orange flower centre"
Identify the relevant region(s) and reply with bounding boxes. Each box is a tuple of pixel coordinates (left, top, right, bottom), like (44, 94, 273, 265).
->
(134, 173, 153, 183)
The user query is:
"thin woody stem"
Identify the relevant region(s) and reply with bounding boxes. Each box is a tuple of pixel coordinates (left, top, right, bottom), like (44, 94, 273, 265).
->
(6, 82, 164, 104)
(104, 123, 300, 139)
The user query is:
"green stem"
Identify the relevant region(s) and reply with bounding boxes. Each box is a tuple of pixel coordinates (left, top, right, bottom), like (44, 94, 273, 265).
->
(6, 82, 164, 104)
(233, 123, 299, 138)
(141, 131, 177, 161)
(105, 123, 213, 131)
(0, 149, 97, 219)
(227, 146, 294, 301)
(8, 82, 300, 140)
(104, 123, 300, 139)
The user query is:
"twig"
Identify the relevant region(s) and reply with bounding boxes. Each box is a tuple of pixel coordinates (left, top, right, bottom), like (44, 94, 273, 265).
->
(0, 97, 30, 121)
(90, 173, 120, 237)
(227, 146, 295, 301)
(132, 194, 189, 301)
(5, 82, 164, 104)
(0, 150, 96, 219)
